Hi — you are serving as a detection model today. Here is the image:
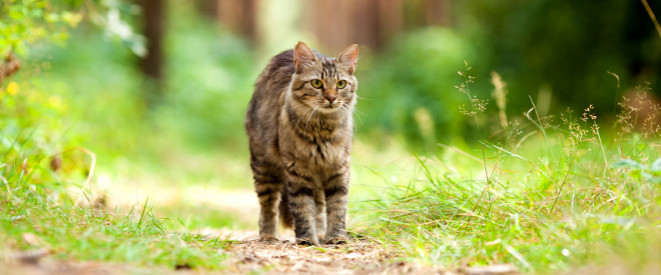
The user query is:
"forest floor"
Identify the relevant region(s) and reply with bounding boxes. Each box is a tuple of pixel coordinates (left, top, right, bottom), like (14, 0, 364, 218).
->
(2, 188, 519, 274)
(2, 232, 520, 275)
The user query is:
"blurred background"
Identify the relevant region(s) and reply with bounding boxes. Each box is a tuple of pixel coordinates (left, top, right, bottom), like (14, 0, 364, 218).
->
(1, 0, 660, 230)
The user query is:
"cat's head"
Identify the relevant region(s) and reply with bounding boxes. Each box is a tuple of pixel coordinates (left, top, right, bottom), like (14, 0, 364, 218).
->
(289, 41, 359, 114)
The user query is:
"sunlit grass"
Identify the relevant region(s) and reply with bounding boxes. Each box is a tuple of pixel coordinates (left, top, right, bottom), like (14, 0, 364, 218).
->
(350, 98, 661, 273)
(1, 195, 231, 269)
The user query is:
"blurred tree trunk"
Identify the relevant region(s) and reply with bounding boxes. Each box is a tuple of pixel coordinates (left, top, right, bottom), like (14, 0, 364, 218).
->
(401, 0, 451, 29)
(206, 0, 450, 53)
(197, 0, 218, 19)
(303, 0, 402, 53)
(216, 0, 258, 43)
(424, 0, 451, 26)
(302, 0, 450, 53)
(139, 0, 165, 107)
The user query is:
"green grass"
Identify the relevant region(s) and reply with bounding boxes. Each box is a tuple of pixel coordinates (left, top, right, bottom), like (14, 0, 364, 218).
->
(351, 97, 661, 273)
(0, 166, 232, 271)
(0, 141, 233, 270)
(157, 203, 251, 231)
(2, 197, 231, 269)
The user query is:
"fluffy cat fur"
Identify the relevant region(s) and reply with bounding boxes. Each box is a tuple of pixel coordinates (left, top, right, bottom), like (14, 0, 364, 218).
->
(245, 41, 359, 245)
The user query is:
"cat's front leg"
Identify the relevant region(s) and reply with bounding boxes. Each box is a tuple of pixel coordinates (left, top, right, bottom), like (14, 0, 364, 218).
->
(314, 192, 327, 241)
(285, 170, 319, 245)
(323, 170, 350, 244)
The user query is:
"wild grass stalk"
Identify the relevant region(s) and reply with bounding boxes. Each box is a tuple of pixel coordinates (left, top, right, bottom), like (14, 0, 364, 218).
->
(357, 71, 661, 273)
(641, 0, 661, 39)
(581, 105, 609, 177)
(454, 61, 495, 233)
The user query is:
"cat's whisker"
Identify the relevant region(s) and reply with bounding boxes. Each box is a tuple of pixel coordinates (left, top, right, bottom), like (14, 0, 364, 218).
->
(304, 106, 320, 130)
(339, 105, 363, 126)
(353, 108, 367, 119)
(345, 105, 364, 125)
(295, 105, 316, 129)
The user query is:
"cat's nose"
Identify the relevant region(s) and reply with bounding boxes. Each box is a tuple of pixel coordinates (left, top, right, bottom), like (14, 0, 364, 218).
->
(326, 96, 336, 104)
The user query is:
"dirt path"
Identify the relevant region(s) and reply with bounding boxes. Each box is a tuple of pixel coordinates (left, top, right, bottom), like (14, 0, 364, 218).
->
(209, 230, 521, 274)
(204, 229, 431, 274)
(224, 238, 404, 274)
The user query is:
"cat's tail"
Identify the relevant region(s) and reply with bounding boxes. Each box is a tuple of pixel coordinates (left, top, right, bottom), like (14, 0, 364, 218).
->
(279, 187, 294, 228)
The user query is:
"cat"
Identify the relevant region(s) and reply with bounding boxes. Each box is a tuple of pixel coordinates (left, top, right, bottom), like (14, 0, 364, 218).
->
(245, 41, 359, 245)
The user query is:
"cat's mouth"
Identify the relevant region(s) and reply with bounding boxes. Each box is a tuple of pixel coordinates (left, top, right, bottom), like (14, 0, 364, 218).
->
(324, 102, 340, 109)
(317, 102, 341, 112)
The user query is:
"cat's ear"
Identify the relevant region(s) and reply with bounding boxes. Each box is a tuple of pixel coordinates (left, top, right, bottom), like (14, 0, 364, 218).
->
(294, 41, 317, 73)
(337, 44, 359, 75)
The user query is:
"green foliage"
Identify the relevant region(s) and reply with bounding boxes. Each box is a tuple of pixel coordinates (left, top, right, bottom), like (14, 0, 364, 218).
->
(0, 0, 145, 58)
(356, 1, 661, 151)
(354, 1, 660, 152)
(454, 0, 660, 111)
(0, 55, 232, 272)
(0, 0, 84, 57)
(0, 78, 82, 201)
(31, 29, 146, 159)
(155, 2, 255, 149)
(0, 2, 236, 270)
(612, 158, 661, 184)
(1, 0, 147, 159)
(0, 59, 231, 274)
(357, 28, 477, 150)
(28, 1, 254, 157)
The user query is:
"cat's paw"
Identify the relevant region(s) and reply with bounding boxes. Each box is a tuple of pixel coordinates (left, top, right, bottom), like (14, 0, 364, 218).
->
(296, 237, 319, 246)
(259, 236, 280, 243)
(323, 236, 348, 245)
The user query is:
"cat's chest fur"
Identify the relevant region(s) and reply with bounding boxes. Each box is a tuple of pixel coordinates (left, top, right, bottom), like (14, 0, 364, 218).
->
(279, 104, 352, 173)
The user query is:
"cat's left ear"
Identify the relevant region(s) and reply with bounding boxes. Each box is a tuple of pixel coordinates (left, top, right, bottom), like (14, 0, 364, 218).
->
(294, 41, 317, 73)
(337, 44, 359, 75)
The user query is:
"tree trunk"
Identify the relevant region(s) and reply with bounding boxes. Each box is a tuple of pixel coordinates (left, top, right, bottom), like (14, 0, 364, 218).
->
(216, 0, 258, 43)
(139, 0, 165, 107)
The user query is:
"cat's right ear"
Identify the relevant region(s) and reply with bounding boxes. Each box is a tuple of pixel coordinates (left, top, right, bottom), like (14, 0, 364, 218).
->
(337, 44, 359, 75)
(294, 41, 317, 73)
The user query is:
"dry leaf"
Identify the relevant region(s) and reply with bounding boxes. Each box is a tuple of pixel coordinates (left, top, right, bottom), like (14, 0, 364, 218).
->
(22, 233, 40, 246)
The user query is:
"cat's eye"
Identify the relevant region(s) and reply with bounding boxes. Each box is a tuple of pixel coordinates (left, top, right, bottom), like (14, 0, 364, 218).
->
(337, 80, 347, 89)
(310, 79, 323, 89)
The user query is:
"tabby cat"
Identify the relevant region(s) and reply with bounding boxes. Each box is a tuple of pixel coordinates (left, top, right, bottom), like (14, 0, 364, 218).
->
(245, 42, 359, 245)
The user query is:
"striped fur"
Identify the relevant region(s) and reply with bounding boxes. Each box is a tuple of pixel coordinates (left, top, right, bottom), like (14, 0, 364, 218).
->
(245, 42, 358, 245)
